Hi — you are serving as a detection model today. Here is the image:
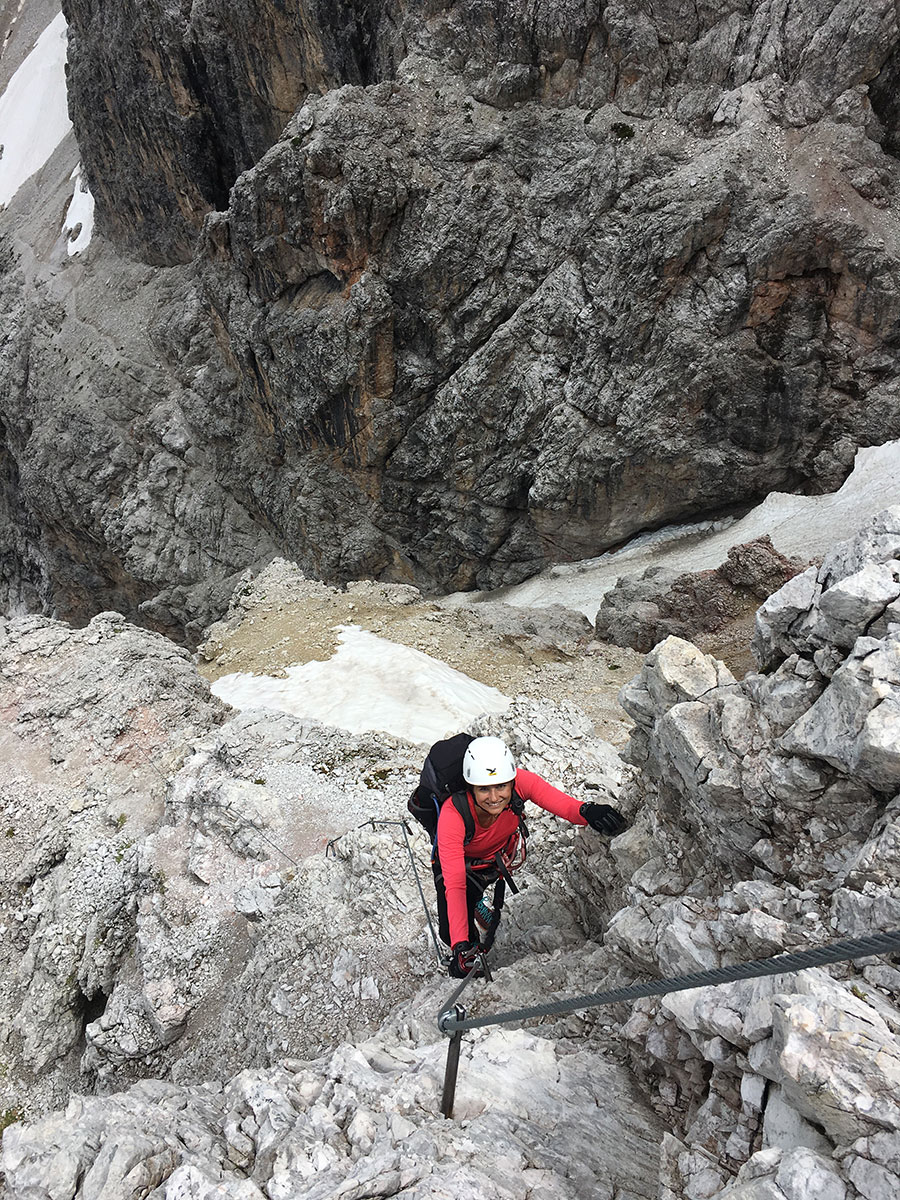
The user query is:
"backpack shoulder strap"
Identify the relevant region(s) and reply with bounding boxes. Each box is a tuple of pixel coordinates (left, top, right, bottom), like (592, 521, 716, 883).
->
(450, 790, 476, 845)
(510, 789, 527, 839)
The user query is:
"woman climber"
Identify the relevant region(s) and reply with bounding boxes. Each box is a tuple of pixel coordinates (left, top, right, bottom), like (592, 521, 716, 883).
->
(427, 735, 627, 978)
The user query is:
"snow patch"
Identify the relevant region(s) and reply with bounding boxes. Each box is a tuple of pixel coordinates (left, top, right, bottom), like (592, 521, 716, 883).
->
(211, 624, 510, 744)
(63, 164, 94, 254)
(0, 12, 71, 207)
(492, 440, 900, 617)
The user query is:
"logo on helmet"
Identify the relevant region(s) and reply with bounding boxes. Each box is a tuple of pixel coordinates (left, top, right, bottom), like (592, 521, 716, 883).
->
(462, 736, 516, 786)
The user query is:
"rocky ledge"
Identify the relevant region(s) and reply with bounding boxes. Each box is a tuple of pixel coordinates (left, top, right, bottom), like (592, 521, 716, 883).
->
(1, 506, 899, 1196)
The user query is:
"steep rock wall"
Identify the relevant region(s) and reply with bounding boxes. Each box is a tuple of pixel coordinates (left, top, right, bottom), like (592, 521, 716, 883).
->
(59, 0, 407, 263)
(60, 0, 900, 265)
(193, 86, 900, 595)
(2, 1, 900, 634)
(576, 506, 900, 1198)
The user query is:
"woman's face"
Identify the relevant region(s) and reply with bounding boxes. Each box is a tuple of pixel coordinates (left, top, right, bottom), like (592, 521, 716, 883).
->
(472, 780, 514, 814)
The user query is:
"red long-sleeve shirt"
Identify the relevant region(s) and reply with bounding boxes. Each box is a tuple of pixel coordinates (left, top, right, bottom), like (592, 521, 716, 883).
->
(436, 768, 587, 947)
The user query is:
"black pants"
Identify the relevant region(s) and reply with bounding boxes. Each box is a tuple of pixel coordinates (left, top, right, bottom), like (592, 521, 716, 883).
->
(432, 854, 503, 947)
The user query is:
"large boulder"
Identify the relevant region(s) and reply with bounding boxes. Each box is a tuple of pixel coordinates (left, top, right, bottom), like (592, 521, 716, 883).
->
(595, 537, 806, 652)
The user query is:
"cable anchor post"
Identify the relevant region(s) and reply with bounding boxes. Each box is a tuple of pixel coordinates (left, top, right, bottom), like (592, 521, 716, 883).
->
(439, 1004, 466, 1119)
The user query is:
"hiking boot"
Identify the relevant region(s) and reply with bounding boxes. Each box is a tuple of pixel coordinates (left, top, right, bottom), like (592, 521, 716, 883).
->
(474, 897, 494, 933)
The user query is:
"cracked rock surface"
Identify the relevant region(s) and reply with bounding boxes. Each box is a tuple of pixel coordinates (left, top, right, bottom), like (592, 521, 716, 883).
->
(597, 507, 900, 1198)
(3, 513, 900, 1196)
(3, 2, 900, 633)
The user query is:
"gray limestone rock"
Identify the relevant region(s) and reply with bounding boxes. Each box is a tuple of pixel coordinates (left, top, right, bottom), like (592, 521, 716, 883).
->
(819, 506, 900, 591)
(603, 511, 900, 1198)
(4, 8, 900, 633)
(0, 611, 227, 1112)
(816, 563, 900, 650)
(622, 636, 735, 718)
(1, 1017, 665, 1200)
(456, 601, 594, 656)
(781, 632, 900, 794)
(717, 1148, 848, 1200)
(749, 978, 900, 1144)
(755, 507, 900, 671)
(762, 1086, 834, 1157)
(745, 655, 826, 738)
(753, 569, 823, 672)
(595, 538, 806, 653)
(58, 1, 900, 265)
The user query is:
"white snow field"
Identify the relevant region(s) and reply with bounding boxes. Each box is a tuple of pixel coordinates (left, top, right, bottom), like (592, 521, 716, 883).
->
(212, 441, 900, 742)
(492, 439, 900, 616)
(63, 163, 94, 253)
(212, 624, 510, 744)
(0, 11, 70, 207)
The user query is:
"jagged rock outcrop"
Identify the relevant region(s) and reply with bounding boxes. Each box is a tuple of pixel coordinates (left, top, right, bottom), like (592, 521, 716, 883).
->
(591, 507, 900, 1197)
(595, 535, 806, 652)
(3, 510, 900, 1197)
(59, 0, 900, 265)
(0, 611, 227, 1117)
(3, 2, 900, 634)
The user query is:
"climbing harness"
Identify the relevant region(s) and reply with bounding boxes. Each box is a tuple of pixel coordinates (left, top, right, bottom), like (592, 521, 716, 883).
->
(435, 927, 900, 1118)
(463, 828, 527, 886)
(336, 815, 525, 965)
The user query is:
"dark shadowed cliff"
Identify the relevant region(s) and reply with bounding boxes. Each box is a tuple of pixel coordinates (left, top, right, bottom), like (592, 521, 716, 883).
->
(1, 0, 899, 637)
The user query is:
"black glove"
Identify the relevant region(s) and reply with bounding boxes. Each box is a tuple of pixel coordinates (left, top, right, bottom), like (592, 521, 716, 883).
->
(448, 941, 480, 978)
(580, 801, 627, 836)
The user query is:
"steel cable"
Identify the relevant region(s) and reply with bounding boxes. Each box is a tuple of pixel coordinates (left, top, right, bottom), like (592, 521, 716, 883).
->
(364, 818, 445, 965)
(438, 929, 900, 1033)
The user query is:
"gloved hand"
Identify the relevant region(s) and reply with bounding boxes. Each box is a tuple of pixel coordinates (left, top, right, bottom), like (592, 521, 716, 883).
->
(580, 801, 627, 836)
(448, 941, 480, 978)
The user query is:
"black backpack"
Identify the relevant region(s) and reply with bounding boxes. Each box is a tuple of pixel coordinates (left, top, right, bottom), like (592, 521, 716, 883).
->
(407, 733, 525, 847)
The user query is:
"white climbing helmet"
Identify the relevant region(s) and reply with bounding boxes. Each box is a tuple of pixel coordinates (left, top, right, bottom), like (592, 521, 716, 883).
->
(462, 736, 516, 785)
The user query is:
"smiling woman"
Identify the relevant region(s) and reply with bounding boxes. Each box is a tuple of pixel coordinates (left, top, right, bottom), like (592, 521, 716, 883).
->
(432, 735, 628, 978)
(471, 779, 514, 824)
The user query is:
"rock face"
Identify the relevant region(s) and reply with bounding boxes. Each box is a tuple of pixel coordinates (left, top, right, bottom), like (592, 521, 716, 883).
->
(59, 1, 900, 265)
(595, 536, 806, 653)
(3, 510, 900, 1197)
(598, 507, 900, 1198)
(0, 607, 439, 1111)
(3, 2, 900, 634)
(0, 611, 226, 1116)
